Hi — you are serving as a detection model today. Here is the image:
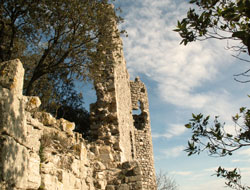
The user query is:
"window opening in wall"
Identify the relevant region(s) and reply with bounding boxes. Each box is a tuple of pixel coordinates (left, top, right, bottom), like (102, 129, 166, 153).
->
(132, 101, 141, 115)
(132, 100, 146, 130)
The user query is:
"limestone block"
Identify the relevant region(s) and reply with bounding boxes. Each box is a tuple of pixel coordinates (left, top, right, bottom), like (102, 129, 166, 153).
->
(81, 180, 89, 190)
(113, 142, 122, 151)
(26, 124, 42, 152)
(126, 175, 142, 182)
(118, 184, 129, 190)
(0, 135, 28, 189)
(75, 178, 81, 189)
(96, 171, 105, 180)
(34, 112, 57, 126)
(106, 185, 115, 190)
(99, 146, 114, 163)
(86, 177, 92, 184)
(59, 118, 75, 135)
(93, 161, 106, 171)
(42, 148, 61, 166)
(24, 96, 41, 112)
(40, 162, 57, 175)
(99, 153, 114, 163)
(27, 152, 41, 189)
(80, 144, 90, 167)
(135, 181, 143, 189)
(26, 112, 44, 129)
(80, 166, 88, 179)
(0, 88, 27, 144)
(71, 158, 80, 177)
(0, 59, 24, 96)
(42, 173, 62, 190)
(133, 166, 142, 176)
(58, 170, 78, 190)
(95, 179, 107, 190)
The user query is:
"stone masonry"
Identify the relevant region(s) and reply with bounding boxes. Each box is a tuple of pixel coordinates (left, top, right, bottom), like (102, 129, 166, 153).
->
(0, 20, 156, 190)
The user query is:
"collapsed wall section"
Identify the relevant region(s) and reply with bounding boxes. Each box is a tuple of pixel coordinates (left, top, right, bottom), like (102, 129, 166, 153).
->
(130, 77, 157, 190)
(0, 59, 151, 190)
(0, 15, 158, 189)
(0, 59, 95, 190)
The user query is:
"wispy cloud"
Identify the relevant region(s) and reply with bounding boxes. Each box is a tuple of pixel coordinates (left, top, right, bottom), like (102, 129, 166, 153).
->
(236, 148, 250, 157)
(152, 124, 187, 139)
(120, 0, 247, 123)
(162, 145, 185, 158)
(170, 171, 192, 176)
(232, 159, 250, 163)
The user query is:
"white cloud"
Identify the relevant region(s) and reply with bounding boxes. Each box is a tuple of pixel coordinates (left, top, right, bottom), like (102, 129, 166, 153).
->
(170, 171, 192, 176)
(237, 148, 250, 157)
(162, 145, 185, 158)
(232, 159, 250, 163)
(120, 0, 247, 123)
(182, 178, 226, 190)
(152, 124, 187, 139)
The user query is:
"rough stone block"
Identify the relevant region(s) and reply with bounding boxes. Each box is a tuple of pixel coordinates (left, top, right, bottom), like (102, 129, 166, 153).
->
(34, 112, 57, 126)
(0, 88, 27, 144)
(93, 161, 106, 171)
(59, 118, 75, 135)
(42, 173, 61, 190)
(0, 135, 28, 189)
(106, 185, 116, 190)
(118, 184, 129, 190)
(27, 152, 41, 189)
(24, 96, 41, 112)
(0, 59, 24, 96)
(26, 124, 42, 152)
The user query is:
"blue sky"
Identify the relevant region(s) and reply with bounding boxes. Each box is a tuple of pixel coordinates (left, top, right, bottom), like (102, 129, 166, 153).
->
(82, 0, 250, 189)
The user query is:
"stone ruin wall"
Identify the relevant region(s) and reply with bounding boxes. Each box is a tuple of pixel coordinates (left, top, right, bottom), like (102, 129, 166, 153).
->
(0, 25, 156, 190)
(130, 78, 156, 190)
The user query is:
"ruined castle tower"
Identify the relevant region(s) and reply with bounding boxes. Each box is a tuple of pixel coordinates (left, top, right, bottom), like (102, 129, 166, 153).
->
(89, 17, 157, 189)
(0, 8, 156, 190)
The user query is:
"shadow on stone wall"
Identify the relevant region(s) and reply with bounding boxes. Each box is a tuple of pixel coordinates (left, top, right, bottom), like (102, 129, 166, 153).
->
(0, 59, 29, 189)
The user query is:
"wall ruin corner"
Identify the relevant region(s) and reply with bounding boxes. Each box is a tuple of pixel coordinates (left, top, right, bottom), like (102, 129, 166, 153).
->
(0, 42, 156, 190)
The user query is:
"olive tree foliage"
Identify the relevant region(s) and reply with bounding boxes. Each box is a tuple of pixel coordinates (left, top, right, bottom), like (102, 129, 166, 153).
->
(174, 0, 250, 82)
(0, 0, 123, 134)
(185, 107, 250, 190)
(156, 171, 179, 190)
(174, 0, 250, 189)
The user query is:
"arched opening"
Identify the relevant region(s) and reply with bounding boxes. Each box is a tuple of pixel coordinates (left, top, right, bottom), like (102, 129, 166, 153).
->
(132, 100, 147, 130)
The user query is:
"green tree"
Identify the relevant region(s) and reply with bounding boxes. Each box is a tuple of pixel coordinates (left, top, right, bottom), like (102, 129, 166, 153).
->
(1, 0, 123, 134)
(185, 109, 250, 190)
(174, 0, 250, 81)
(174, 0, 250, 189)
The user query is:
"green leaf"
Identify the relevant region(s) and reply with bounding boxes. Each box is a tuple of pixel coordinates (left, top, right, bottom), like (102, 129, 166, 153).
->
(240, 107, 246, 113)
(232, 31, 246, 39)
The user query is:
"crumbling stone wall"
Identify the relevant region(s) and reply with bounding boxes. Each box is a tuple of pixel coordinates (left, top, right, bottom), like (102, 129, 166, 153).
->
(0, 20, 157, 190)
(0, 59, 95, 190)
(0, 59, 149, 190)
(130, 77, 157, 190)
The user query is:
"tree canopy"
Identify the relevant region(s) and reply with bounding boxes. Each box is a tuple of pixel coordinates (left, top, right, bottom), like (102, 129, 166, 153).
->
(174, 0, 250, 81)
(174, 0, 250, 55)
(175, 0, 250, 189)
(185, 108, 250, 190)
(0, 0, 123, 134)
